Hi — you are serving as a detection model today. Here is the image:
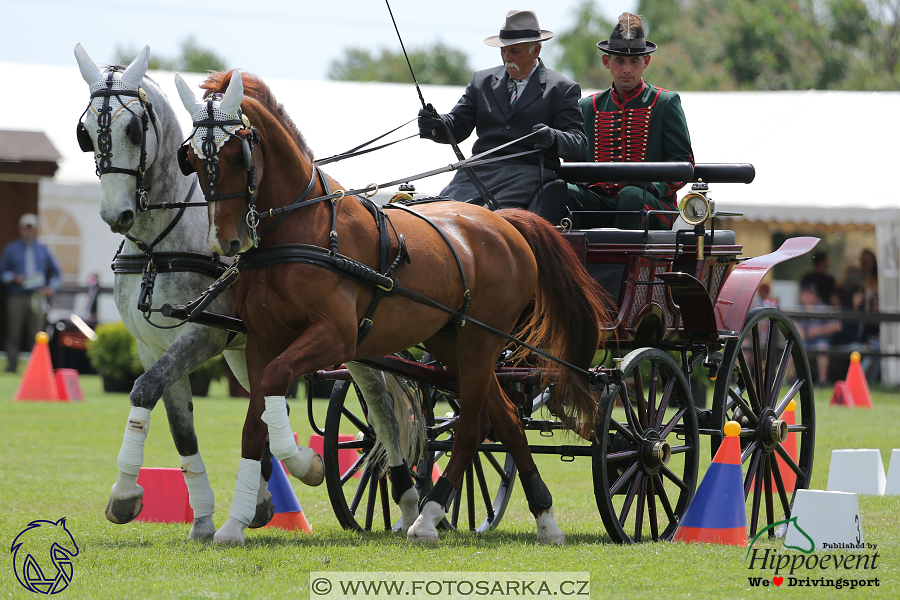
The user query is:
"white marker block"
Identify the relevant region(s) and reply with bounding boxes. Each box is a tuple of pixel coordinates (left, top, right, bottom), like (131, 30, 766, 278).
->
(826, 449, 885, 495)
(785, 489, 864, 551)
(884, 449, 900, 496)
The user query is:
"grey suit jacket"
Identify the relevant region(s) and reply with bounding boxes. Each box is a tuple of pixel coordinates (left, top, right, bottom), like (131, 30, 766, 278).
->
(430, 59, 587, 209)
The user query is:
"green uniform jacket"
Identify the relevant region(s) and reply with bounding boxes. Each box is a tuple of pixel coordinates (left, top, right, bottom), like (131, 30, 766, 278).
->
(578, 81, 693, 203)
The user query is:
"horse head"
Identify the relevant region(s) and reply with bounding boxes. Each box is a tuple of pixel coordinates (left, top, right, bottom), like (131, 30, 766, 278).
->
(74, 44, 163, 234)
(175, 70, 263, 256)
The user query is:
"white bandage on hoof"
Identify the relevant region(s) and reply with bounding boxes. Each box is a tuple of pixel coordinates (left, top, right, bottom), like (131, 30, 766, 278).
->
(407, 500, 444, 542)
(282, 446, 325, 486)
(398, 486, 420, 537)
(180, 453, 214, 518)
(117, 406, 151, 476)
(262, 396, 299, 461)
(535, 507, 566, 545)
(229, 458, 261, 527)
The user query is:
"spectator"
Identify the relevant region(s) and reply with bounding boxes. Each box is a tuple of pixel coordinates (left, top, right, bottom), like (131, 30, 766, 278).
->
(795, 284, 841, 387)
(799, 251, 835, 305)
(0, 213, 61, 372)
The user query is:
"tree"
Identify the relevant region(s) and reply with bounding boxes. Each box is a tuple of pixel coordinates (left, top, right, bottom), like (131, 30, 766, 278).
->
(114, 36, 227, 73)
(549, 0, 614, 89)
(554, 0, 899, 91)
(327, 42, 472, 85)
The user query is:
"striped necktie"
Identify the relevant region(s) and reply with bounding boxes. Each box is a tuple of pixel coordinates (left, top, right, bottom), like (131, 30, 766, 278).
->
(509, 79, 518, 108)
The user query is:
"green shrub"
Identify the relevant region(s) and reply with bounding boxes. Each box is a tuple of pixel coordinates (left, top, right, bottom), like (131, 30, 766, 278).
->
(86, 321, 143, 379)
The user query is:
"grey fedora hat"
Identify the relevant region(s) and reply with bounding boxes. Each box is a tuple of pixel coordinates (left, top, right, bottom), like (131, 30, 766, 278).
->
(597, 12, 657, 56)
(484, 10, 554, 47)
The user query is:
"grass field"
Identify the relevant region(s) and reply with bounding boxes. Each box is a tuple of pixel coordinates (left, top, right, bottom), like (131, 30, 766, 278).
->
(1, 370, 898, 599)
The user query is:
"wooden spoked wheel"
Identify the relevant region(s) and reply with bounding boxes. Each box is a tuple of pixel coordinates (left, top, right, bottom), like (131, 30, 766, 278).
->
(711, 307, 815, 539)
(593, 348, 700, 543)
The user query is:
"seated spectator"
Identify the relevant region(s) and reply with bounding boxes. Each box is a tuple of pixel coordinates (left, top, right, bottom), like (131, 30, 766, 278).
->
(795, 284, 841, 386)
(799, 251, 835, 305)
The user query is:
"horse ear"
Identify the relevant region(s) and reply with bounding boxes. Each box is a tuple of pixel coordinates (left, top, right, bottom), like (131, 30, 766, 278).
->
(219, 70, 244, 115)
(175, 73, 204, 116)
(121, 45, 150, 88)
(73, 43, 103, 87)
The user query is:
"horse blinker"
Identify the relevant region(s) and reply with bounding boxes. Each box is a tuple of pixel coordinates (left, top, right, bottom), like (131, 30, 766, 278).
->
(76, 122, 93, 152)
(241, 138, 253, 171)
(177, 145, 195, 176)
(126, 114, 144, 147)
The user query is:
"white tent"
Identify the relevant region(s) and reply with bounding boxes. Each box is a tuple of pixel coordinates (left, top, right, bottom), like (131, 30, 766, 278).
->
(1, 61, 897, 380)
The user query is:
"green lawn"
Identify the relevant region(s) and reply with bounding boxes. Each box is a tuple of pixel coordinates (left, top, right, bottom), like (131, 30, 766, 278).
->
(1, 371, 898, 599)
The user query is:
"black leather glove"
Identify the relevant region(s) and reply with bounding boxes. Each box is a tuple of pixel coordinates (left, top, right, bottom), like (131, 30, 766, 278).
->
(418, 106, 443, 139)
(532, 124, 557, 151)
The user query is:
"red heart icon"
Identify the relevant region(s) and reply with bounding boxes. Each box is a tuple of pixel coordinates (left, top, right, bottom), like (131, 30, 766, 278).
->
(773, 577, 783, 586)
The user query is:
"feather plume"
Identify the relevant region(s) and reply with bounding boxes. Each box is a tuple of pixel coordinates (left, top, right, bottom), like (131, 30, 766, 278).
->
(617, 12, 645, 40)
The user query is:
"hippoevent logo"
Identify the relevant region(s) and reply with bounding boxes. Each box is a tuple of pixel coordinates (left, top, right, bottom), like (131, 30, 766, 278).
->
(10, 518, 79, 594)
(745, 517, 880, 590)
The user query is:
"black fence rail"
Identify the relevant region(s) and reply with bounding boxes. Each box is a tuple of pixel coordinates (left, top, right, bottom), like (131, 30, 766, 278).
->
(781, 309, 900, 358)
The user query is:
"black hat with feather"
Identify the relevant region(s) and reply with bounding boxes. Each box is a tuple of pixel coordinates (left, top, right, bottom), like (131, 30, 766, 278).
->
(597, 13, 657, 56)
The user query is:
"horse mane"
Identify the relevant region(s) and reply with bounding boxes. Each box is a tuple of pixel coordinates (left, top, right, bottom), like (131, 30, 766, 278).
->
(200, 70, 314, 160)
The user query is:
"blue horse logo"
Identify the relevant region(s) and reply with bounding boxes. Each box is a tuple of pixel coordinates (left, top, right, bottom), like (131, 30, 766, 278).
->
(10, 518, 79, 594)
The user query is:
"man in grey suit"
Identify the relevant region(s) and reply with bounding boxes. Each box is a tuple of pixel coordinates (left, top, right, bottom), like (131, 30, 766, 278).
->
(418, 10, 587, 209)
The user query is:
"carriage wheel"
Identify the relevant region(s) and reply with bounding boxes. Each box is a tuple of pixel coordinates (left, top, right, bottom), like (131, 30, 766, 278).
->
(324, 380, 517, 533)
(592, 348, 699, 543)
(430, 392, 517, 533)
(323, 379, 433, 532)
(711, 307, 815, 540)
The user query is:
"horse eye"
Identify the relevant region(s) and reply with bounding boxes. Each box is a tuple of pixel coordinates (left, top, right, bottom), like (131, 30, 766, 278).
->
(232, 152, 244, 167)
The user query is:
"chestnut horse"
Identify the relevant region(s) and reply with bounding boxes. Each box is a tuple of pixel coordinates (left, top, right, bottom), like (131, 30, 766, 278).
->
(175, 70, 609, 543)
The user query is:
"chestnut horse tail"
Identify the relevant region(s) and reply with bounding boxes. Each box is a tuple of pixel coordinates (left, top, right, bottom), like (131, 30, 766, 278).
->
(498, 209, 612, 438)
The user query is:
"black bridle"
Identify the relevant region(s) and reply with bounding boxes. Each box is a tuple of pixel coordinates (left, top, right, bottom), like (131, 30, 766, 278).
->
(76, 68, 160, 211)
(177, 96, 262, 247)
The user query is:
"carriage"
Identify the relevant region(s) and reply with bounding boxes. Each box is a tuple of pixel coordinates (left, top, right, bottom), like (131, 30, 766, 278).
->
(76, 50, 815, 545)
(294, 162, 817, 544)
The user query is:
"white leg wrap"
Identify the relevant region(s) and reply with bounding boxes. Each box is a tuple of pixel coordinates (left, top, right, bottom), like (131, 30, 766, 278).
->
(262, 396, 299, 461)
(180, 453, 214, 518)
(407, 500, 444, 542)
(535, 507, 566, 545)
(229, 458, 261, 526)
(117, 407, 151, 476)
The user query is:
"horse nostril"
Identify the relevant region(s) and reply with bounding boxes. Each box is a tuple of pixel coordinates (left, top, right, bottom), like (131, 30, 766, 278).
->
(227, 240, 241, 256)
(118, 210, 135, 230)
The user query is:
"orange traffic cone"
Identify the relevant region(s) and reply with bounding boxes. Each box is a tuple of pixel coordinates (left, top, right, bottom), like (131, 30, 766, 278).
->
(845, 352, 873, 408)
(265, 455, 312, 532)
(830, 380, 855, 407)
(14, 332, 59, 401)
(134, 467, 193, 524)
(673, 421, 747, 546)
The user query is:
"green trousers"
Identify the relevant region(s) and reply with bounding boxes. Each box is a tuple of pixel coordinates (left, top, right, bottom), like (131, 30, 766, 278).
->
(565, 184, 675, 230)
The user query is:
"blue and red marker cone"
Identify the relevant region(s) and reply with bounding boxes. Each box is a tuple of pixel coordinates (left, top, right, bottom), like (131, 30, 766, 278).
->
(673, 421, 747, 546)
(265, 455, 312, 533)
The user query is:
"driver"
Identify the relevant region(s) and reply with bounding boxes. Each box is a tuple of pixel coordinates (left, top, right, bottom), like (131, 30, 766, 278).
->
(417, 9, 587, 209)
(565, 13, 694, 229)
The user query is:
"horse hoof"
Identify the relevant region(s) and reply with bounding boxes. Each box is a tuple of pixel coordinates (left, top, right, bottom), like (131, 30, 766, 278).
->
(214, 518, 247, 545)
(249, 495, 275, 528)
(535, 507, 566, 545)
(189, 516, 217, 540)
(406, 501, 443, 542)
(105, 495, 142, 524)
(398, 487, 420, 537)
(284, 447, 325, 487)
